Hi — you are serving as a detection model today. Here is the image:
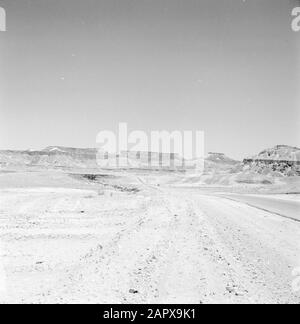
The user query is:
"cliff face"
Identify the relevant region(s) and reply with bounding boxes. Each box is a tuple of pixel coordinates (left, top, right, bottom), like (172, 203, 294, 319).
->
(243, 146, 300, 177)
(184, 146, 300, 187)
(252, 145, 300, 161)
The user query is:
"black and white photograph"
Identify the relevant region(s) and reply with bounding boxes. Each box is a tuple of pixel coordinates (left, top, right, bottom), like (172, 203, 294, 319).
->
(0, 0, 299, 307)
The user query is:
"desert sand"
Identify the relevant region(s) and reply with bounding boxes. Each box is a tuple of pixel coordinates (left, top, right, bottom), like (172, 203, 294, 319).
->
(0, 169, 299, 304)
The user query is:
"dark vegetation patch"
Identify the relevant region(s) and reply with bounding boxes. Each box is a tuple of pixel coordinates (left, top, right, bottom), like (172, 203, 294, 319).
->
(69, 173, 117, 181)
(111, 184, 140, 193)
(69, 173, 140, 193)
(81, 174, 116, 181)
(236, 179, 273, 185)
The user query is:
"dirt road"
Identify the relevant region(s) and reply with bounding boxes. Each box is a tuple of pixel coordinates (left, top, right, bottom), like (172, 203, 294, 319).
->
(0, 185, 299, 304)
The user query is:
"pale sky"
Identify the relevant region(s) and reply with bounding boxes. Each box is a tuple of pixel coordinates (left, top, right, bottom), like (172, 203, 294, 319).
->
(0, 0, 299, 159)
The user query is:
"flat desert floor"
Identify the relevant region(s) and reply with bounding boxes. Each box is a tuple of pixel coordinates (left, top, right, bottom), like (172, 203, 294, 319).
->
(0, 170, 299, 304)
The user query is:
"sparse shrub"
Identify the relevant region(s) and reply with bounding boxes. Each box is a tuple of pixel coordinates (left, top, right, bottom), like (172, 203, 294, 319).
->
(84, 174, 97, 181)
(262, 179, 272, 185)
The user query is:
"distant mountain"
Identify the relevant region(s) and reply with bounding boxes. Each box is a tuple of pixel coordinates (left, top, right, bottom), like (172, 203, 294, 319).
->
(43, 146, 97, 156)
(0, 146, 98, 169)
(204, 152, 240, 174)
(206, 152, 239, 165)
(0, 146, 188, 170)
(0, 145, 299, 178)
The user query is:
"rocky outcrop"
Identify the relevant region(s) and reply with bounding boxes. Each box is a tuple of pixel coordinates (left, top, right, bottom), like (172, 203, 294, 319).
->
(243, 159, 300, 176)
(242, 145, 300, 177)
